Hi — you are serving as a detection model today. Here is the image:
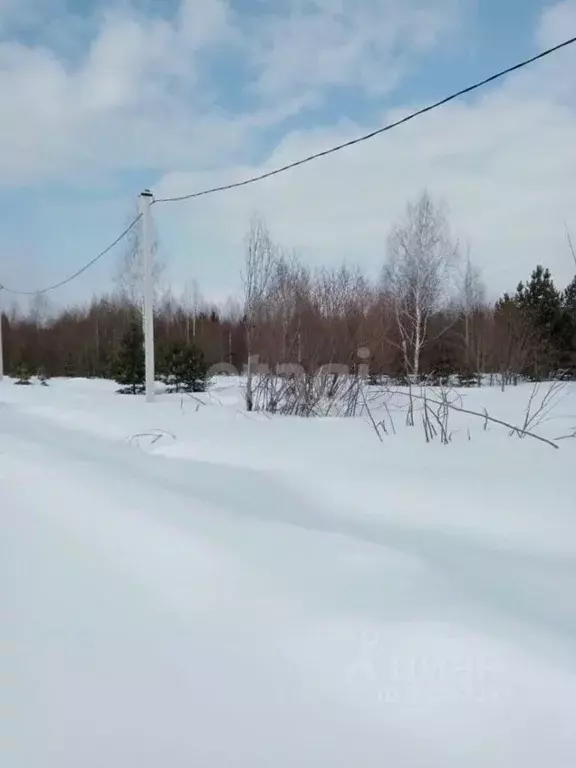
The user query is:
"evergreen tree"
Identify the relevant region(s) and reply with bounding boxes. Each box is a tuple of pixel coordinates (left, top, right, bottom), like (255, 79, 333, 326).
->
(514, 265, 563, 377)
(515, 266, 562, 333)
(114, 319, 145, 394)
(559, 275, 576, 377)
(158, 341, 209, 393)
(14, 363, 32, 385)
(564, 275, 576, 319)
(157, 343, 174, 390)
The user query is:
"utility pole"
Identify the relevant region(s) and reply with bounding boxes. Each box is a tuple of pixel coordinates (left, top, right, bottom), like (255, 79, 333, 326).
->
(0, 287, 4, 382)
(139, 189, 155, 402)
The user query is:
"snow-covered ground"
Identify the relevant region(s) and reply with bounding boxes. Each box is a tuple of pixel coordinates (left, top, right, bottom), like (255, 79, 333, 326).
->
(2, 375, 576, 767)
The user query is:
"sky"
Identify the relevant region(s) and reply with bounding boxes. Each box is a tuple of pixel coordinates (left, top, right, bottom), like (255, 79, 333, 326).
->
(0, 0, 575, 311)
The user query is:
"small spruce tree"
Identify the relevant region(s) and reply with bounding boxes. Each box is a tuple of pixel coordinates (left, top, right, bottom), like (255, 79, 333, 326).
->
(158, 341, 209, 393)
(114, 319, 145, 394)
(14, 363, 32, 385)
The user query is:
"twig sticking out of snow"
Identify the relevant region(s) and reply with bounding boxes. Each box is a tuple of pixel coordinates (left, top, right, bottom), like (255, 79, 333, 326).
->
(512, 380, 567, 439)
(383, 387, 560, 449)
(128, 429, 176, 450)
(555, 426, 576, 441)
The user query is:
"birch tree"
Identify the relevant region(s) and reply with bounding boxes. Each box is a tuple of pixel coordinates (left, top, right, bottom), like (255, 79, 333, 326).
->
(242, 214, 277, 410)
(461, 254, 487, 374)
(382, 192, 459, 379)
(181, 278, 203, 344)
(114, 206, 165, 314)
(28, 293, 52, 328)
(461, 252, 485, 302)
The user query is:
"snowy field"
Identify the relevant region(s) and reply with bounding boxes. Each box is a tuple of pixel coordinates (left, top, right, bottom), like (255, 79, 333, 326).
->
(2, 375, 576, 767)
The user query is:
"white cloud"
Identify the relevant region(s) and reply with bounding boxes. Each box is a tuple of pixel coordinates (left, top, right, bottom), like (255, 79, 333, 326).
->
(2, 0, 576, 304)
(155, 0, 576, 300)
(0, 0, 244, 184)
(246, 0, 463, 101)
(537, 0, 576, 47)
(0, 0, 464, 185)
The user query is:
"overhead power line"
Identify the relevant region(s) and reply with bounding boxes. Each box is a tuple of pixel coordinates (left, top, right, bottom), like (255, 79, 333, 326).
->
(153, 35, 576, 205)
(0, 215, 141, 297)
(2, 36, 575, 298)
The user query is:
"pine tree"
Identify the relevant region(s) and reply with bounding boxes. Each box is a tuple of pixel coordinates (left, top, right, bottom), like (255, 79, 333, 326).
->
(515, 266, 562, 334)
(14, 363, 32, 385)
(157, 342, 176, 390)
(114, 319, 145, 394)
(158, 341, 209, 393)
(514, 265, 563, 378)
(564, 275, 576, 319)
(559, 275, 576, 378)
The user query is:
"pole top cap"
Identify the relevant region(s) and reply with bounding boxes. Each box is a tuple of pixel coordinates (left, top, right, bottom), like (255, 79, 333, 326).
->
(140, 188, 154, 198)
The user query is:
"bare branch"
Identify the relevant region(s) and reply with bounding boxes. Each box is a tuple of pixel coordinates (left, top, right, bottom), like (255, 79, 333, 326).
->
(387, 388, 560, 449)
(127, 429, 176, 450)
(565, 222, 576, 268)
(242, 214, 278, 411)
(513, 380, 567, 439)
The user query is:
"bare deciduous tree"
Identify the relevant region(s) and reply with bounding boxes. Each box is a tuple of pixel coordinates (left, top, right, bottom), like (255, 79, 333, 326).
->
(460, 253, 486, 317)
(181, 278, 203, 344)
(242, 214, 277, 411)
(565, 223, 576, 268)
(490, 297, 538, 389)
(28, 293, 52, 328)
(113, 207, 165, 313)
(458, 253, 488, 381)
(382, 192, 459, 379)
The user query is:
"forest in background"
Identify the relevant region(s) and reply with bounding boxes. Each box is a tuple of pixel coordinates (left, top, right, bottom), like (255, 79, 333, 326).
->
(2, 192, 576, 387)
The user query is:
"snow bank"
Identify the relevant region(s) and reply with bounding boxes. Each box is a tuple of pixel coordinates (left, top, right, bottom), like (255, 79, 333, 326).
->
(2, 376, 576, 766)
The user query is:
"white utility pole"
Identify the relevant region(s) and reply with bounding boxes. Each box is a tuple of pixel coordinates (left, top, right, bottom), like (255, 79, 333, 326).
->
(139, 189, 155, 402)
(0, 287, 4, 382)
